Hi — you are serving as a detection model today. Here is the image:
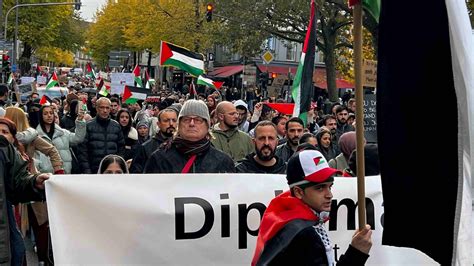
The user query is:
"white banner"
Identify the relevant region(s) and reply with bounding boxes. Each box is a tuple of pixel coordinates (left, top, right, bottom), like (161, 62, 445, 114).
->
(20, 76, 35, 85)
(36, 75, 47, 85)
(46, 175, 435, 265)
(110, 73, 134, 95)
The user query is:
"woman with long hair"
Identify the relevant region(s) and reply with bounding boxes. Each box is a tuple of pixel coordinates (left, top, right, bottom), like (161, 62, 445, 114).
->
(4, 107, 63, 173)
(97, 154, 129, 174)
(36, 104, 86, 174)
(315, 128, 338, 161)
(117, 109, 138, 160)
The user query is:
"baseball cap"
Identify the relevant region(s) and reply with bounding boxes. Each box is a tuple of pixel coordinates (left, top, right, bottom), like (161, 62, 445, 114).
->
(287, 150, 342, 188)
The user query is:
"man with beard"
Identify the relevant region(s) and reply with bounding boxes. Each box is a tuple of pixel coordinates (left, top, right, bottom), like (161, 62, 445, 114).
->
(129, 107, 178, 173)
(211, 101, 253, 161)
(335, 106, 355, 140)
(275, 117, 304, 162)
(236, 121, 286, 174)
(321, 114, 339, 145)
(144, 99, 235, 173)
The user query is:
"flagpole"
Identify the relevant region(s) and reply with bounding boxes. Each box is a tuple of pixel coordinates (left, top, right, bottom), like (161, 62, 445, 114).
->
(353, 3, 366, 229)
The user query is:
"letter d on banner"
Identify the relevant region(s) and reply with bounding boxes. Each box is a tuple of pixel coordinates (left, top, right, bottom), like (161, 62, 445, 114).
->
(175, 197, 214, 239)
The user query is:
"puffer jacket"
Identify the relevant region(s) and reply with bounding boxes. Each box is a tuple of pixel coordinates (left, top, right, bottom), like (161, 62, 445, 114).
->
(77, 116, 125, 174)
(35, 120, 86, 174)
(211, 124, 254, 162)
(0, 135, 44, 264)
(144, 143, 235, 173)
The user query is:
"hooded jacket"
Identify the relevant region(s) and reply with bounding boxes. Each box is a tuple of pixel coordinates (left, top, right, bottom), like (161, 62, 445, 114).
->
(211, 124, 254, 162)
(35, 121, 86, 174)
(235, 153, 286, 174)
(252, 191, 369, 266)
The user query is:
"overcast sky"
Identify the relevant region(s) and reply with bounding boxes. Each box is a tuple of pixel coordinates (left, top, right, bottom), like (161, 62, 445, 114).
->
(79, 0, 107, 22)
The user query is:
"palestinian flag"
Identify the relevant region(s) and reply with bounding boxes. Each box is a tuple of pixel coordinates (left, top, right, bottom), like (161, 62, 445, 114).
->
(123, 85, 149, 104)
(97, 78, 111, 96)
(264, 103, 295, 115)
(7, 73, 13, 85)
(45, 72, 59, 90)
(377, 0, 472, 265)
(86, 62, 96, 79)
(39, 95, 52, 105)
(291, 0, 316, 125)
(160, 41, 205, 77)
(133, 65, 143, 87)
(349, 0, 381, 22)
(197, 75, 224, 89)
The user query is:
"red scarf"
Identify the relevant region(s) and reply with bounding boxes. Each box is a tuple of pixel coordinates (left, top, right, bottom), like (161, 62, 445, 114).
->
(251, 191, 322, 266)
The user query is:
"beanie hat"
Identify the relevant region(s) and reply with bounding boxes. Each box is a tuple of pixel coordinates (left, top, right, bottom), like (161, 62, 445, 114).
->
(287, 150, 342, 188)
(178, 99, 210, 126)
(137, 120, 149, 129)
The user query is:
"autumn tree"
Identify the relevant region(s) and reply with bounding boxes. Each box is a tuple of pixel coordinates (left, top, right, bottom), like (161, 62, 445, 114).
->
(87, 0, 216, 68)
(211, 0, 377, 102)
(2, 0, 85, 73)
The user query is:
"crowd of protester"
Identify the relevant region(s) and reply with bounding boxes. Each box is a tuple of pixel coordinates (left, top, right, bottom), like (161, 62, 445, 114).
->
(0, 72, 380, 265)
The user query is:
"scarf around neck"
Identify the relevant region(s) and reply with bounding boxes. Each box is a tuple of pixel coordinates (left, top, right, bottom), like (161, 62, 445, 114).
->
(172, 136, 211, 156)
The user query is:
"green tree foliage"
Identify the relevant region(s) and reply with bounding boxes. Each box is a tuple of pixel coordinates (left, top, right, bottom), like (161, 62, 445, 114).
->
(212, 0, 377, 102)
(2, 0, 85, 72)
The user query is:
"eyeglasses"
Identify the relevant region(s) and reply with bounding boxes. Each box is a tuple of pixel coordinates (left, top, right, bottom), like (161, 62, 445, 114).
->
(181, 116, 206, 125)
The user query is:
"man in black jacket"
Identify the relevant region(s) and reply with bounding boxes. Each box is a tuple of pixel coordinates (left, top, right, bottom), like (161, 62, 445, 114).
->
(275, 117, 304, 162)
(236, 121, 286, 174)
(144, 99, 234, 173)
(252, 150, 372, 266)
(129, 107, 178, 173)
(78, 97, 125, 174)
(0, 135, 49, 265)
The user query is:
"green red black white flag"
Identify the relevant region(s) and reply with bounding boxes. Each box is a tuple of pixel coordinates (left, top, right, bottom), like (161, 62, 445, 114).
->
(291, 0, 316, 124)
(160, 41, 205, 77)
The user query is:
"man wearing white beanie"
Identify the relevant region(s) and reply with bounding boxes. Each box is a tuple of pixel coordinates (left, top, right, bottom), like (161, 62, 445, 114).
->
(144, 99, 235, 173)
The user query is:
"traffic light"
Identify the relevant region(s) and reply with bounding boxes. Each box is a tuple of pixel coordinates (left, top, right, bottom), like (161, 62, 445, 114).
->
(2, 55, 10, 72)
(206, 3, 213, 22)
(74, 0, 81, 11)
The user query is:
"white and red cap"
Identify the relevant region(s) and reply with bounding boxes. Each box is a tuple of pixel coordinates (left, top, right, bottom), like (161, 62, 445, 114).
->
(287, 150, 342, 188)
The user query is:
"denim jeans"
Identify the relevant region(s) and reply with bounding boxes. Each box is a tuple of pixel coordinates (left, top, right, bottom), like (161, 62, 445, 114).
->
(6, 202, 25, 266)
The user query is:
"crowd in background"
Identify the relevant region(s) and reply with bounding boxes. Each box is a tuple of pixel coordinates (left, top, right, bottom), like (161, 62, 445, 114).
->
(0, 72, 380, 265)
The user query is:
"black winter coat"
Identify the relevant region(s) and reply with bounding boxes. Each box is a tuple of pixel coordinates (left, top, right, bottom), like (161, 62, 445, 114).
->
(235, 153, 286, 174)
(77, 116, 125, 174)
(261, 219, 369, 266)
(144, 144, 235, 173)
(129, 133, 169, 173)
(275, 143, 295, 163)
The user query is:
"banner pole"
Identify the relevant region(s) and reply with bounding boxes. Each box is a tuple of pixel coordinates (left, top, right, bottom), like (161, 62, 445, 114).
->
(353, 3, 366, 230)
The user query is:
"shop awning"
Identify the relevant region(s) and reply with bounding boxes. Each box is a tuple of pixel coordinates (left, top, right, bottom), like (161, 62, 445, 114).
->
(313, 68, 354, 89)
(256, 64, 297, 75)
(208, 65, 244, 78)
